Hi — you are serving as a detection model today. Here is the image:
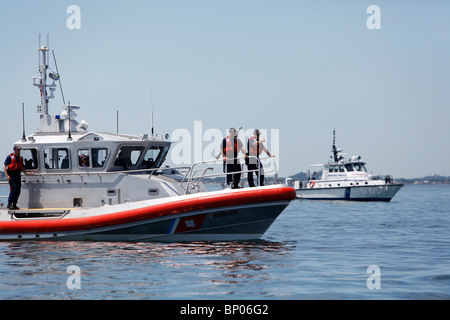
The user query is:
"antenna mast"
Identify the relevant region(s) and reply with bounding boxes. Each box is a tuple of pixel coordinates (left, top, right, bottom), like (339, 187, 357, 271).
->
(151, 86, 154, 136)
(67, 101, 72, 141)
(33, 34, 56, 115)
(21, 103, 26, 142)
(332, 129, 339, 163)
(36, 46, 50, 114)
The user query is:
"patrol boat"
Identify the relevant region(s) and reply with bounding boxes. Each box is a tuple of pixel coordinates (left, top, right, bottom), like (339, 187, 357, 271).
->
(0, 44, 295, 241)
(288, 130, 403, 201)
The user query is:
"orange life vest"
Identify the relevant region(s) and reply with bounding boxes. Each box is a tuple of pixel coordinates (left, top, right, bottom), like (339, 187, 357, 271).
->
(223, 136, 238, 155)
(7, 153, 24, 172)
(248, 136, 261, 156)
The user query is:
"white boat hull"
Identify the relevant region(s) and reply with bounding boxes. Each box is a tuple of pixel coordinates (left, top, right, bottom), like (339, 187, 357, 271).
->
(296, 184, 403, 202)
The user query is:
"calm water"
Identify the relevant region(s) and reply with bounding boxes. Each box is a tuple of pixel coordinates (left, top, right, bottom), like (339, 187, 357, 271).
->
(0, 184, 449, 300)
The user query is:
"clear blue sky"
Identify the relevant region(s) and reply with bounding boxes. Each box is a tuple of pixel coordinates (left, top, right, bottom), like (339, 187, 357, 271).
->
(1, 1, 449, 178)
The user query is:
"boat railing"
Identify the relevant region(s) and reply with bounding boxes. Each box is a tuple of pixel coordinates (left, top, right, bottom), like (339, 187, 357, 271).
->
(0, 181, 7, 206)
(0, 156, 279, 198)
(15, 166, 192, 181)
(180, 155, 280, 194)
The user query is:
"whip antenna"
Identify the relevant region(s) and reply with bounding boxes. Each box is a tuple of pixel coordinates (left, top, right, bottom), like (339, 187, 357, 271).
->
(21, 103, 26, 142)
(67, 101, 72, 141)
(151, 86, 154, 136)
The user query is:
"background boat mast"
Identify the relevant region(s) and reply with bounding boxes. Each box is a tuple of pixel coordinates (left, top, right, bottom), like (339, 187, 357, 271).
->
(332, 129, 339, 163)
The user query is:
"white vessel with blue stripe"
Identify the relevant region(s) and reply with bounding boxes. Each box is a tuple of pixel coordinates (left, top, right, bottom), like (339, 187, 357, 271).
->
(289, 130, 403, 202)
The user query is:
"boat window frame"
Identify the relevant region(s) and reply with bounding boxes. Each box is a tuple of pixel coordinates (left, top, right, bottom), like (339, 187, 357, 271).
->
(77, 147, 109, 169)
(112, 144, 146, 170)
(354, 163, 367, 172)
(43, 147, 71, 171)
(92, 147, 109, 168)
(345, 163, 354, 172)
(21, 148, 39, 171)
(77, 148, 91, 169)
(139, 144, 170, 170)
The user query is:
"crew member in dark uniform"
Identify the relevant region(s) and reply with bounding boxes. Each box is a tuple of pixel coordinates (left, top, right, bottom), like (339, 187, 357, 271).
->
(3, 145, 33, 210)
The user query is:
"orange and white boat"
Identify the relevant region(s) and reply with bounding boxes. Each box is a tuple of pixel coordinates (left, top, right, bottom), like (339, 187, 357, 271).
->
(0, 43, 295, 241)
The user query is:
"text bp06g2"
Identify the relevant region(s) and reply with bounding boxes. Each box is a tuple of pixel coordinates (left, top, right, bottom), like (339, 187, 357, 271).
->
(224, 304, 269, 315)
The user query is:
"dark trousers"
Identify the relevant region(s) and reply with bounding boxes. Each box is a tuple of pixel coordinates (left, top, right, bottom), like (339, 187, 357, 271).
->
(248, 162, 264, 187)
(224, 162, 241, 188)
(8, 175, 22, 205)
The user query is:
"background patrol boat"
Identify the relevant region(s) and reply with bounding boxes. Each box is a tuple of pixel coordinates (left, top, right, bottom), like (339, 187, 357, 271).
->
(0, 43, 295, 241)
(287, 130, 403, 201)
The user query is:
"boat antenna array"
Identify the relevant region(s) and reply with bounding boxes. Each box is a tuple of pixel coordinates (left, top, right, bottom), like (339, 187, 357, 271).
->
(32, 34, 87, 136)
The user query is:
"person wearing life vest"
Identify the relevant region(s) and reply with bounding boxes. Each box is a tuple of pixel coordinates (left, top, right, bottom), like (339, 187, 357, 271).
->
(246, 129, 274, 187)
(220, 128, 247, 189)
(3, 145, 33, 210)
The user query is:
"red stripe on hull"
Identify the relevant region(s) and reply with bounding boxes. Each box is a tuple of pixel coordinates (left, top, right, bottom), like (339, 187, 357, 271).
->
(0, 187, 295, 234)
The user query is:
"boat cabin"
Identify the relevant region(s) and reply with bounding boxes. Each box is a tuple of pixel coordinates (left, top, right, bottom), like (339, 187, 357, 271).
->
(18, 132, 171, 175)
(326, 162, 367, 174)
(311, 158, 369, 181)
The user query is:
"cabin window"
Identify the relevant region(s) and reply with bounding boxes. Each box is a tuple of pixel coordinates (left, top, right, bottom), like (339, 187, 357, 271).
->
(113, 146, 145, 170)
(78, 149, 90, 168)
(44, 148, 70, 170)
(345, 164, 354, 172)
(77, 148, 108, 169)
(329, 166, 334, 173)
(22, 149, 39, 170)
(339, 165, 345, 172)
(140, 145, 169, 169)
(92, 148, 108, 168)
(354, 163, 367, 172)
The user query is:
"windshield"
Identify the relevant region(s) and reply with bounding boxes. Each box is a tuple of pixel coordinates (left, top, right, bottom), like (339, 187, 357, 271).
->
(345, 163, 354, 172)
(140, 145, 169, 169)
(353, 163, 367, 172)
(113, 146, 145, 170)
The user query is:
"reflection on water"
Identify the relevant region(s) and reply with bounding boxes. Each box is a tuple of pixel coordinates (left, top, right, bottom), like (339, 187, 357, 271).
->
(0, 240, 296, 299)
